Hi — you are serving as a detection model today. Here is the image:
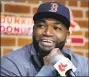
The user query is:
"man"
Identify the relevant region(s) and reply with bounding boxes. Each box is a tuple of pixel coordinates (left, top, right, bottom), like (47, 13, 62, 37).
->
(1, 2, 88, 76)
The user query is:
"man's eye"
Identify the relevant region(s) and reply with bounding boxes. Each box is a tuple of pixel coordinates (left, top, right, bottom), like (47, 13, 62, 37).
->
(36, 24, 45, 28)
(54, 27, 61, 31)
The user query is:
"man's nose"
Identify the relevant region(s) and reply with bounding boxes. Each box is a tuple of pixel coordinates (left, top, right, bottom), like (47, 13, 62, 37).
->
(43, 26, 54, 36)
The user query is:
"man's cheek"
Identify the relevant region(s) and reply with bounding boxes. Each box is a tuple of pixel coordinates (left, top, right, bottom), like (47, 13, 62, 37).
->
(57, 35, 65, 42)
(35, 29, 42, 35)
(33, 34, 40, 41)
(33, 31, 40, 37)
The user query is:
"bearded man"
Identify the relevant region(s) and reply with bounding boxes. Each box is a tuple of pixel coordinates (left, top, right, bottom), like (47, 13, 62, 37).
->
(1, 2, 88, 77)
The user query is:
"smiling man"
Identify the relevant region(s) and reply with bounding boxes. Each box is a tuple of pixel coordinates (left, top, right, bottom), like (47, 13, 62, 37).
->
(33, 18, 69, 57)
(1, 2, 88, 77)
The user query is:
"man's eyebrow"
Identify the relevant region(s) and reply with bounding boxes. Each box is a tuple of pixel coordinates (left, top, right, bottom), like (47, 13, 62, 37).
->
(54, 21, 62, 24)
(36, 19, 46, 23)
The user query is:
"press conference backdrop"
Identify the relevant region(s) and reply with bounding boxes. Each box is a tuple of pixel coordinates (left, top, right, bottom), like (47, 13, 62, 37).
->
(1, 0, 88, 57)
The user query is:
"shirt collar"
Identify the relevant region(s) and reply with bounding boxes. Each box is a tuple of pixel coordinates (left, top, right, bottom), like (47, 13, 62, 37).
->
(30, 43, 37, 55)
(61, 48, 72, 60)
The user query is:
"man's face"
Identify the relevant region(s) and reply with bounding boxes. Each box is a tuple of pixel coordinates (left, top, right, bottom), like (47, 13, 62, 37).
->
(33, 18, 70, 56)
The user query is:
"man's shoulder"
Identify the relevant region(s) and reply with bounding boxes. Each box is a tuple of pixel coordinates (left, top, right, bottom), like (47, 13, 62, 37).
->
(1, 44, 32, 62)
(68, 49, 89, 76)
(63, 48, 88, 63)
(70, 49, 88, 62)
(1, 44, 34, 76)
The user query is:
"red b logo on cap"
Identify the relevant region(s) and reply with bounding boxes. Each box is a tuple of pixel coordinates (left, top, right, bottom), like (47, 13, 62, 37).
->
(49, 3, 58, 12)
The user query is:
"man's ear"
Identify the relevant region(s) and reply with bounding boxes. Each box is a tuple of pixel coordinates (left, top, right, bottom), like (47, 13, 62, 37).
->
(33, 25, 36, 34)
(67, 31, 70, 39)
(33, 26, 34, 30)
(33, 25, 35, 30)
(65, 31, 70, 43)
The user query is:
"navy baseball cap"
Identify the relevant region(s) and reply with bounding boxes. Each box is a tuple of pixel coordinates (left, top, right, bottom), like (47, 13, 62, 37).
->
(33, 2, 70, 30)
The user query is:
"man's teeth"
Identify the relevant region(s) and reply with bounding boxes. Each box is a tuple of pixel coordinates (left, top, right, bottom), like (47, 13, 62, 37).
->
(42, 40, 53, 43)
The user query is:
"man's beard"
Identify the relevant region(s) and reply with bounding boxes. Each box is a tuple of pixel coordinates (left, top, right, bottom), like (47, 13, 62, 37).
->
(33, 36, 66, 57)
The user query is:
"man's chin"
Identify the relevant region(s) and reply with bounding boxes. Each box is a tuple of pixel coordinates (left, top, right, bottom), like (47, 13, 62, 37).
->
(38, 45, 54, 56)
(39, 46, 53, 52)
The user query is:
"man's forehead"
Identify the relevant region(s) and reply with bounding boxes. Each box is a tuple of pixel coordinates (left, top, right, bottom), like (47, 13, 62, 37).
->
(35, 18, 68, 31)
(36, 18, 62, 23)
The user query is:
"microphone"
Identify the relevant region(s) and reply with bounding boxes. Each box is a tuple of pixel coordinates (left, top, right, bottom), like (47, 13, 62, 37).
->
(65, 69, 76, 77)
(52, 54, 77, 76)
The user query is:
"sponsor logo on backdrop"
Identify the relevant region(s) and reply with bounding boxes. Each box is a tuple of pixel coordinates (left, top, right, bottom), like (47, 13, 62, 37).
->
(0, 16, 33, 35)
(67, 9, 85, 46)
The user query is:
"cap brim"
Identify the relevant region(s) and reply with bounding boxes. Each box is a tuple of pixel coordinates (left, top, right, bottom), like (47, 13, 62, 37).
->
(33, 12, 70, 29)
